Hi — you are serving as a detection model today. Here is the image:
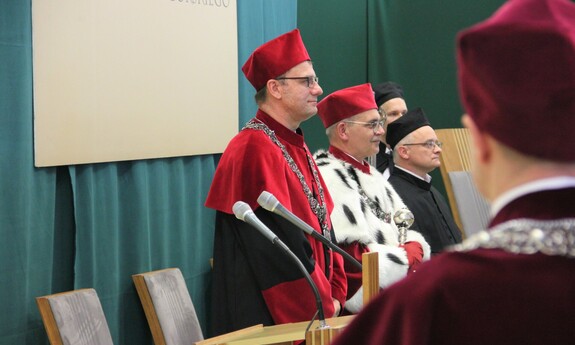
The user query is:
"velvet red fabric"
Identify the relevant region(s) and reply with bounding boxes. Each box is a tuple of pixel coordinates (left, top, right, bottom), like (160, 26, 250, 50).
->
(331, 187, 575, 345)
(241, 29, 310, 91)
(317, 83, 378, 129)
(457, 0, 575, 161)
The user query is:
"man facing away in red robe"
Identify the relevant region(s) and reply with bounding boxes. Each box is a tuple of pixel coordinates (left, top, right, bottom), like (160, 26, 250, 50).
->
(333, 0, 575, 344)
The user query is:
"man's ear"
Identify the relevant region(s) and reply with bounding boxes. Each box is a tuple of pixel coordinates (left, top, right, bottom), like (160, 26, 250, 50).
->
(336, 122, 348, 140)
(266, 79, 282, 100)
(397, 145, 410, 160)
(462, 114, 490, 164)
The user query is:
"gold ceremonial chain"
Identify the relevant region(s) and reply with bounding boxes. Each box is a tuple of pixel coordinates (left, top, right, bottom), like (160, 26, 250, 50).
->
(356, 183, 392, 224)
(243, 119, 331, 240)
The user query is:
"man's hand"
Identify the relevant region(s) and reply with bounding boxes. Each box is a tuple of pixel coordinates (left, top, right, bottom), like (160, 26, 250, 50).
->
(332, 298, 342, 317)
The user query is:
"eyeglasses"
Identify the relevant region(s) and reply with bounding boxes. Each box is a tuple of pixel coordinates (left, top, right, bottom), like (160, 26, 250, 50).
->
(275, 76, 319, 88)
(403, 140, 443, 149)
(344, 119, 386, 133)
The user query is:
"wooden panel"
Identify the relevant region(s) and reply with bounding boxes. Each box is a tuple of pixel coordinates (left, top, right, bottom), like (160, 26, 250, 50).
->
(362, 251, 379, 306)
(305, 324, 347, 345)
(196, 316, 354, 345)
(194, 325, 263, 345)
(435, 128, 472, 233)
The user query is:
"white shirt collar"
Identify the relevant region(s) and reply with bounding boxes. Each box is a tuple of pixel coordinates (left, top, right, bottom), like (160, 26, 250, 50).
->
(394, 165, 432, 183)
(490, 176, 575, 217)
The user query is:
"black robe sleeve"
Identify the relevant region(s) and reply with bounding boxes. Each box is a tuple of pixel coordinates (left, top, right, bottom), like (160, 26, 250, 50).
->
(209, 207, 343, 337)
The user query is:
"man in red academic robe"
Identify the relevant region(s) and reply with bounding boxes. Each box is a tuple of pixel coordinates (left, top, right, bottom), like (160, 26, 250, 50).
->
(205, 29, 347, 337)
(333, 0, 575, 344)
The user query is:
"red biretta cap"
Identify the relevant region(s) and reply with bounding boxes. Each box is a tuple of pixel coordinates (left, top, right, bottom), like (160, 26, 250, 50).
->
(457, 0, 575, 161)
(242, 29, 311, 91)
(317, 83, 378, 129)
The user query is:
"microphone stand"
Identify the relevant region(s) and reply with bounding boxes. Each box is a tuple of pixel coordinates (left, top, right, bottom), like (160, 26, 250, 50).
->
(232, 201, 330, 331)
(274, 239, 329, 330)
(299, 224, 362, 271)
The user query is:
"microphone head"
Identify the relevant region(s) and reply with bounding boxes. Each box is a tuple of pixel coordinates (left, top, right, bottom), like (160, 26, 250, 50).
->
(232, 201, 252, 221)
(257, 191, 279, 212)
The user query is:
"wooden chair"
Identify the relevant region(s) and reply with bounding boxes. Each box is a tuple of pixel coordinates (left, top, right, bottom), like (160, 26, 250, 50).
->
(36, 288, 114, 345)
(132, 268, 203, 345)
(435, 128, 490, 237)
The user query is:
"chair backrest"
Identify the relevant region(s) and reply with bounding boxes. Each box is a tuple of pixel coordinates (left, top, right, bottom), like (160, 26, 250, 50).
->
(36, 288, 114, 345)
(435, 128, 490, 237)
(132, 268, 203, 345)
(449, 171, 490, 237)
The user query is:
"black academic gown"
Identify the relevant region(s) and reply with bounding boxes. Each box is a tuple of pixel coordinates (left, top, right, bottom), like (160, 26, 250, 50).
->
(375, 142, 393, 175)
(388, 167, 462, 254)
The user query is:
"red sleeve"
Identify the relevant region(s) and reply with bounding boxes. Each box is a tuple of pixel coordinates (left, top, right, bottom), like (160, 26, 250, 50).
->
(339, 242, 370, 300)
(330, 249, 348, 307)
(261, 262, 337, 324)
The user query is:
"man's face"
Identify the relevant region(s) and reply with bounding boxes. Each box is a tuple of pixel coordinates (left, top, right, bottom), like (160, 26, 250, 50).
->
(345, 109, 385, 160)
(380, 97, 407, 144)
(402, 126, 442, 175)
(278, 61, 323, 122)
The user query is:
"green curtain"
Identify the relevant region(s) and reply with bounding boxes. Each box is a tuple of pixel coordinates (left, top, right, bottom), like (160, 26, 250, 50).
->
(298, 0, 505, 195)
(0, 0, 296, 344)
(364, 0, 506, 193)
(0, 2, 71, 344)
(68, 158, 218, 344)
(365, 0, 506, 129)
(298, 1, 369, 152)
(298, 0, 506, 152)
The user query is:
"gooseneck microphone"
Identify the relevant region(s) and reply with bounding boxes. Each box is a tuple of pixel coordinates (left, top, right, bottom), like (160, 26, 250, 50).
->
(232, 201, 329, 329)
(257, 191, 362, 270)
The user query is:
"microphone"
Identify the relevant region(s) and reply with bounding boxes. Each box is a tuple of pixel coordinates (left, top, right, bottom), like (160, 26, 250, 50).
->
(257, 191, 362, 270)
(232, 201, 329, 329)
(233, 200, 278, 243)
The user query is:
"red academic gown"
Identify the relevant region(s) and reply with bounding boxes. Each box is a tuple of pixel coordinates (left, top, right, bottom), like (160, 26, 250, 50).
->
(332, 186, 575, 345)
(205, 110, 347, 337)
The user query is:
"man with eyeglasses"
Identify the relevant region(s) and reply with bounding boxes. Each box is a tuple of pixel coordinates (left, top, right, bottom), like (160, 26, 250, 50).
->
(313, 83, 430, 314)
(373, 81, 408, 179)
(332, 0, 575, 344)
(386, 108, 462, 254)
(205, 29, 347, 336)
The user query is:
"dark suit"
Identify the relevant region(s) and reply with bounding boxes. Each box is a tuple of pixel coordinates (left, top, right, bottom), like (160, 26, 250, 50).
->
(388, 167, 462, 254)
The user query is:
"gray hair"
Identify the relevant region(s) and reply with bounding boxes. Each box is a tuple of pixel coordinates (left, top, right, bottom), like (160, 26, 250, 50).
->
(393, 132, 416, 160)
